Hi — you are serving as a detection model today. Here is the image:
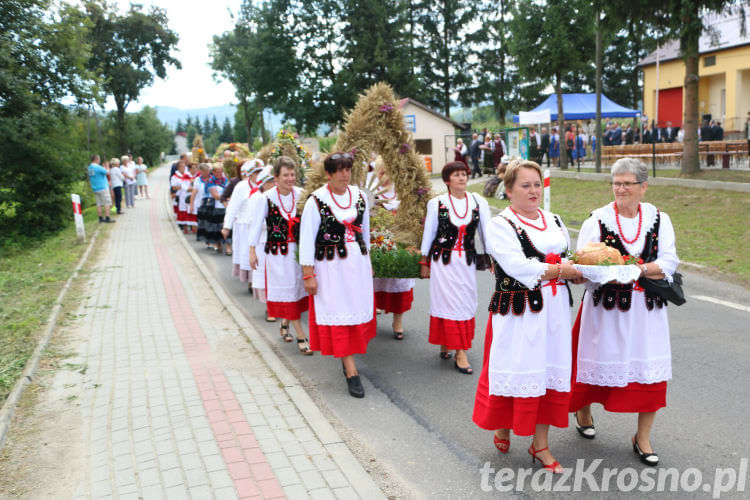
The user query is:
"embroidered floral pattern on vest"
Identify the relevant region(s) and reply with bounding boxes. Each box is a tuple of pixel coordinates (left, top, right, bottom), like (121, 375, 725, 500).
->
(592, 210, 665, 311)
(488, 215, 569, 315)
(264, 198, 298, 255)
(313, 193, 367, 260)
(429, 200, 480, 265)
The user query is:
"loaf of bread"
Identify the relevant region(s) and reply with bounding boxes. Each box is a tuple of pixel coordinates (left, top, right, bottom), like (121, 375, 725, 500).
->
(574, 242, 625, 265)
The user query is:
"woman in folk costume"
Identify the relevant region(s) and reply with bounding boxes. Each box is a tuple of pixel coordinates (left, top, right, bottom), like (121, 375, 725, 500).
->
(570, 158, 678, 467)
(249, 170, 277, 314)
(183, 163, 200, 232)
(249, 156, 311, 355)
(419, 161, 491, 375)
(453, 138, 468, 169)
(549, 127, 560, 166)
(191, 164, 211, 242)
(371, 158, 414, 340)
(222, 160, 265, 289)
(299, 152, 376, 398)
(472, 160, 582, 474)
(576, 128, 587, 161)
(205, 164, 229, 253)
(170, 161, 194, 233)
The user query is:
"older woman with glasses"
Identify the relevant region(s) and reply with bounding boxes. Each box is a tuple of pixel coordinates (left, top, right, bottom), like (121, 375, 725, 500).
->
(299, 152, 376, 398)
(570, 158, 679, 467)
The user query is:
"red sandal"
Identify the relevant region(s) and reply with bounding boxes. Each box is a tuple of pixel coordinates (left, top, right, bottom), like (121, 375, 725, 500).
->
(493, 434, 510, 454)
(528, 444, 563, 473)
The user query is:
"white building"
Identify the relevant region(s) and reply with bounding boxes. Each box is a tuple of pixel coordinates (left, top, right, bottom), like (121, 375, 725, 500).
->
(398, 98, 468, 174)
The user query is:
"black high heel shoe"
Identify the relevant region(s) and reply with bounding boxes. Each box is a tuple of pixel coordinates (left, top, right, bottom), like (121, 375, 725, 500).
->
(345, 373, 365, 398)
(632, 434, 659, 466)
(575, 412, 596, 439)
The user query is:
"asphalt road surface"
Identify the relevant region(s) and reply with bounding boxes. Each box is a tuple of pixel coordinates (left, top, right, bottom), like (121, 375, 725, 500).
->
(184, 224, 750, 499)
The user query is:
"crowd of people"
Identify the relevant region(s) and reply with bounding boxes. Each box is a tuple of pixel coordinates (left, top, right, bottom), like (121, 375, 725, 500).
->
(166, 147, 679, 473)
(87, 154, 150, 223)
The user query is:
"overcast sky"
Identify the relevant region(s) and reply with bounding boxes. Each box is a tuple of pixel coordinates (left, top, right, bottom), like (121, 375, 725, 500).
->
(108, 0, 242, 111)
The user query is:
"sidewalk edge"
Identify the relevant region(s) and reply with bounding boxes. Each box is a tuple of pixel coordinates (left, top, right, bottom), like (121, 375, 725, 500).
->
(0, 230, 99, 452)
(163, 191, 386, 500)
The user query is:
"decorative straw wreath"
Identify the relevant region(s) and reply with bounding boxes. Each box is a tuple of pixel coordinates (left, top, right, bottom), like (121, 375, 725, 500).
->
(269, 129, 309, 186)
(300, 82, 433, 278)
(191, 135, 209, 165)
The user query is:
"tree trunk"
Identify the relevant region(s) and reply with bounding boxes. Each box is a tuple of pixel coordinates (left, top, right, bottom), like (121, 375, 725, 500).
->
(556, 75, 567, 170)
(239, 95, 254, 144)
(681, 28, 700, 174)
(258, 101, 268, 144)
(115, 98, 128, 153)
(595, 10, 602, 173)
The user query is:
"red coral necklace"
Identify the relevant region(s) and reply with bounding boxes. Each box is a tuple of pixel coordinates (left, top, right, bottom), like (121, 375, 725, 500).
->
(510, 207, 547, 231)
(277, 188, 295, 218)
(614, 202, 642, 244)
(448, 192, 468, 218)
(327, 184, 352, 209)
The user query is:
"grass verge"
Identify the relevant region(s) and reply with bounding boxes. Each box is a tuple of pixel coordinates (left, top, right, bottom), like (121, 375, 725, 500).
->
(469, 179, 750, 286)
(0, 208, 103, 404)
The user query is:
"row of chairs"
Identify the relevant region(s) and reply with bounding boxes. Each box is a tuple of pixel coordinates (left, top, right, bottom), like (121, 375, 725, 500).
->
(601, 141, 749, 167)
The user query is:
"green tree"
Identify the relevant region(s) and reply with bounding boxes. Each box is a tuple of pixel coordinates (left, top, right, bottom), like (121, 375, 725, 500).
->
(84, 0, 180, 153)
(220, 117, 234, 143)
(186, 125, 198, 150)
(202, 116, 212, 137)
(412, 0, 476, 116)
(175, 118, 184, 133)
(509, 0, 595, 169)
(210, 0, 299, 144)
(0, 0, 96, 238)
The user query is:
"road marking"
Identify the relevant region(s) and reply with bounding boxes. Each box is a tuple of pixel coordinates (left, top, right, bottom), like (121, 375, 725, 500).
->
(691, 295, 750, 313)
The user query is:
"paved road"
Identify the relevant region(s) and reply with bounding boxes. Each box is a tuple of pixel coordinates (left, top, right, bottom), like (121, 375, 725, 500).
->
(185, 181, 750, 498)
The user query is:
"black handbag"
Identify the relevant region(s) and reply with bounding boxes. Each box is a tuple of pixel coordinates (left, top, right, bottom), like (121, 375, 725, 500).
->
(475, 254, 493, 271)
(637, 272, 686, 306)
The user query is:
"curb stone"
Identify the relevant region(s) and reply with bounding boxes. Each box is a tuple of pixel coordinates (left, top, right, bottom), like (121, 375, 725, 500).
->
(0, 229, 100, 452)
(162, 181, 386, 500)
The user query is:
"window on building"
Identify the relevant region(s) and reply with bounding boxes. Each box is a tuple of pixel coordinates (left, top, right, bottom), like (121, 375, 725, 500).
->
(415, 139, 432, 155)
(704, 55, 716, 67)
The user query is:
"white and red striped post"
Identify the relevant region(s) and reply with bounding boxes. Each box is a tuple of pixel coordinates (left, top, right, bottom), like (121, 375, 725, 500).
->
(71, 193, 85, 242)
(543, 168, 550, 212)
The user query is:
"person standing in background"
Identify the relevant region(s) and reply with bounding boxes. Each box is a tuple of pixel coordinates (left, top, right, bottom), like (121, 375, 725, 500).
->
(135, 156, 150, 199)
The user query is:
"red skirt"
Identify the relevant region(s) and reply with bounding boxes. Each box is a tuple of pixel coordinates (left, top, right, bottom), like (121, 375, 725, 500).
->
(177, 209, 190, 223)
(308, 295, 376, 358)
(428, 316, 475, 350)
(375, 290, 413, 314)
(569, 305, 667, 413)
(267, 297, 308, 321)
(186, 213, 198, 223)
(473, 316, 570, 436)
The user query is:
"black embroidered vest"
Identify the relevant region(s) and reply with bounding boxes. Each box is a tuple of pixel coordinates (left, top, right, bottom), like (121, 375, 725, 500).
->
(488, 216, 570, 315)
(264, 197, 299, 255)
(313, 193, 367, 260)
(429, 199, 480, 266)
(591, 210, 665, 311)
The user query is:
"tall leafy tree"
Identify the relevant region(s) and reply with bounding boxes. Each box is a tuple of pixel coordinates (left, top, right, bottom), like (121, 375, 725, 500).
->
(175, 118, 184, 133)
(84, 0, 180, 153)
(0, 0, 96, 236)
(412, 0, 476, 116)
(220, 117, 234, 143)
(509, 0, 595, 169)
(211, 0, 298, 144)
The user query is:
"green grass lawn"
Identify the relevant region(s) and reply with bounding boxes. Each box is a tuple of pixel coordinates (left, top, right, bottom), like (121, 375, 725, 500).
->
(0, 209, 102, 403)
(469, 179, 750, 285)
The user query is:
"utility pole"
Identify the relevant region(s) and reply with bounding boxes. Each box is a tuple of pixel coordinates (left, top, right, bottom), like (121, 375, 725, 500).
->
(595, 8, 602, 173)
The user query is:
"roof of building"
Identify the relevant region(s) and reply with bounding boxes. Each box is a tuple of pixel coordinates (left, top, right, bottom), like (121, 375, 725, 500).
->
(637, 10, 750, 67)
(398, 98, 469, 130)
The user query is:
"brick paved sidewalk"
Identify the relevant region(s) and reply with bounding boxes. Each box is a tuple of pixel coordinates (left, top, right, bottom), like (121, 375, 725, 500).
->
(67, 167, 384, 499)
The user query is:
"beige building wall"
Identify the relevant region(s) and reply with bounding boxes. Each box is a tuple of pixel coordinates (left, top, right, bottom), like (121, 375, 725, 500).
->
(641, 44, 750, 131)
(401, 102, 458, 175)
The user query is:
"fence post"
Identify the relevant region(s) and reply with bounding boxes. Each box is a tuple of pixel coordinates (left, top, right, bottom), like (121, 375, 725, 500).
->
(71, 194, 86, 243)
(543, 169, 550, 212)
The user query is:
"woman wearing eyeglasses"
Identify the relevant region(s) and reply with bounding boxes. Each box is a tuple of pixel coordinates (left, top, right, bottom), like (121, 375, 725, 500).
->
(299, 152, 376, 398)
(570, 158, 679, 467)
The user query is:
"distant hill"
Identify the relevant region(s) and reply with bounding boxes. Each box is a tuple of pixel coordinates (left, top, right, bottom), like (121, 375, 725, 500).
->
(155, 105, 283, 133)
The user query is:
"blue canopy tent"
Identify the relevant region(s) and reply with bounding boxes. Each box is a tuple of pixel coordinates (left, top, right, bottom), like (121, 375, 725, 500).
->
(513, 93, 640, 122)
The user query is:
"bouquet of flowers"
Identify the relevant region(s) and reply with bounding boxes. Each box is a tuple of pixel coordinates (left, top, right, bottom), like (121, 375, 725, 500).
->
(369, 206, 421, 278)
